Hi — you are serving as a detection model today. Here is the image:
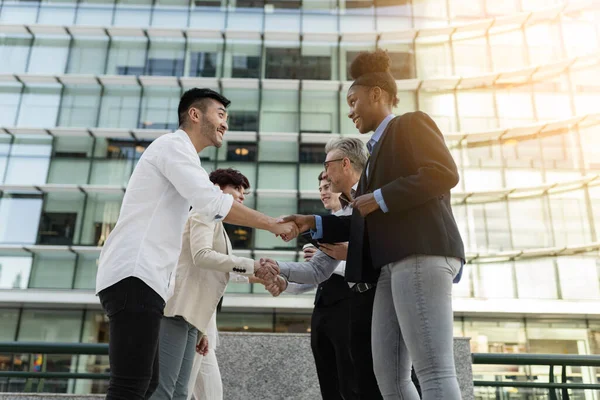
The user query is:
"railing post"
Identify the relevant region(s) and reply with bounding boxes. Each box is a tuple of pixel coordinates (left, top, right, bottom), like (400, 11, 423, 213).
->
(549, 365, 558, 400)
(561, 365, 569, 400)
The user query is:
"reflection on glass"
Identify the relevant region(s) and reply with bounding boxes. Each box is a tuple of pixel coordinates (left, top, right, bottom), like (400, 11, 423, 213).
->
(0, 257, 31, 290)
(0, 195, 43, 245)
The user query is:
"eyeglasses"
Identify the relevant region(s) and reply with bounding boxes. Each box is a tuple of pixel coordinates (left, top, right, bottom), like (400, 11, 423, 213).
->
(323, 158, 353, 171)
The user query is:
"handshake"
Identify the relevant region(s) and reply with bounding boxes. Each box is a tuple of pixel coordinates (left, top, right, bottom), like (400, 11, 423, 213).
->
(270, 214, 317, 242)
(253, 258, 288, 297)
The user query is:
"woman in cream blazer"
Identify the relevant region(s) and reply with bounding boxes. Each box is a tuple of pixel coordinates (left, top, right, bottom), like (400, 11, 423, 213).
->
(150, 169, 268, 400)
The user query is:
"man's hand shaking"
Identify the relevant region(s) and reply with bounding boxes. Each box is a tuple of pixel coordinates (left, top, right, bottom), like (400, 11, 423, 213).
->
(253, 258, 279, 282)
(276, 214, 316, 242)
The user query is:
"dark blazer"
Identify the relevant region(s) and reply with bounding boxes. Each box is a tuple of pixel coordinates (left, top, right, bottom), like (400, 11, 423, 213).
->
(314, 274, 354, 307)
(320, 111, 465, 284)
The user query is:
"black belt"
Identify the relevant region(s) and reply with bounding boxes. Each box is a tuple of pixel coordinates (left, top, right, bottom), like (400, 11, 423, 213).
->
(351, 283, 375, 293)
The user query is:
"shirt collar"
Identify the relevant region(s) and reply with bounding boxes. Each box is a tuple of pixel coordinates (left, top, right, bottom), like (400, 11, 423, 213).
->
(340, 182, 360, 209)
(370, 114, 395, 145)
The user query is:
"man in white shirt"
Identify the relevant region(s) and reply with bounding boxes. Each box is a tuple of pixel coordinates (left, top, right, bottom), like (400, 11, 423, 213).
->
(95, 88, 297, 400)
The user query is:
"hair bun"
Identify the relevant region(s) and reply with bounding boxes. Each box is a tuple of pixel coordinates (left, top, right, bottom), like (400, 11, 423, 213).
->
(349, 49, 391, 80)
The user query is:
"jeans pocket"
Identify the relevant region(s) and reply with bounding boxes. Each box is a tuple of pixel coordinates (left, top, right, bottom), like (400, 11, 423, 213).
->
(100, 290, 128, 318)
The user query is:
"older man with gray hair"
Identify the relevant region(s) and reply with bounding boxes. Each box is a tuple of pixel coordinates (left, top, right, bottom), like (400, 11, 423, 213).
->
(265, 136, 422, 398)
(265, 137, 383, 399)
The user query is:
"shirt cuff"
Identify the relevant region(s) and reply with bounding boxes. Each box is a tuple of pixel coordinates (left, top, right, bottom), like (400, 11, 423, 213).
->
(310, 215, 324, 239)
(214, 193, 234, 221)
(374, 189, 389, 213)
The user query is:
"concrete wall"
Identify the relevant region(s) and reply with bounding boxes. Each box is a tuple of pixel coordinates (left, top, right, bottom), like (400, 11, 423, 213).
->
(0, 334, 474, 400)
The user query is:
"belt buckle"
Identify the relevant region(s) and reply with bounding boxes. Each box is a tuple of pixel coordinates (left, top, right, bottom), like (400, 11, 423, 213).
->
(356, 283, 370, 293)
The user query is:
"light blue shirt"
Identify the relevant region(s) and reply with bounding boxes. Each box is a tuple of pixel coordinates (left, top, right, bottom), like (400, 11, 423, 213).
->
(369, 113, 395, 213)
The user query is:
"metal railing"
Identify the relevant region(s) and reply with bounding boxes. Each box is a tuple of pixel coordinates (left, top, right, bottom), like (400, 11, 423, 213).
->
(0, 342, 599, 397)
(472, 353, 600, 399)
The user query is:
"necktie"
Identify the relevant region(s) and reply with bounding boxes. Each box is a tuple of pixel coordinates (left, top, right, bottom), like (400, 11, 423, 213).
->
(366, 139, 376, 155)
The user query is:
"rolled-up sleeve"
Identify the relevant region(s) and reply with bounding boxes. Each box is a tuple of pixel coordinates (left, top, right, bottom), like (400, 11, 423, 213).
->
(151, 136, 234, 221)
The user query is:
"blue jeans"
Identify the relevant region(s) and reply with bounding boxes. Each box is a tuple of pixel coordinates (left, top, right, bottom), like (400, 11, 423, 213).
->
(371, 255, 461, 400)
(150, 316, 199, 400)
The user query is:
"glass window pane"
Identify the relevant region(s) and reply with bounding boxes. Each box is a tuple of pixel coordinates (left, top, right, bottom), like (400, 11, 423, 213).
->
(0, 309, 19, 341)
(227, 2, 265, 31)
(495, 89, 535, 126)
(301, 43, 336, 81)
(98, 86, 142, 128)
(4, 136, 52, 185)
(114, 3, 152, 26)
(473, 263, 515, 299)
(415, 42, 453, 79)
(0, 3, 39, 24)
(452, 37, 491, 77)
(515, 259, 558, 300)
(0, 256, 32, 289)
(29, 253, 77, 289)
(59, 85, 102, 128)
(376, 2, 412, 31)
(28, 36, 70, 74)
(261, 89, 299, 133)
(265, 44, 301, 79)
(224, 40, 261, 79)
(0, 84, 22, 127)
(257, 164, 296, 189)
(0, 35, 32, 74)
(340, 1, 375, 33)
(38, 2, 77, 24)
(489, 30, 526, 71)
(147, 38, 185, 76)
(76, 3, 115, 25)
(258, 141, 298, 162)
(265, 8, 301, 33)
(18, 310, 83, 342)
(508, 198, 552, 249)
(17, 85, 62, 128)
(152, 5, 188, 27)
(80, 192, 124, 246)
(107, 38, 147, 76)
(417, 93, 457, 133)
(557, 257, 600, 301)
(302, 2, 338, 33)
(39, 192, 86, 245)
(190, 2, 226, 30)
(0, 194, 43, 244)
(139, 87, 180, 130)
(68, 37, 110, 75)
(74, 253, 99, 290)
(299, 164, 324, 191)
(301, 90, 338, 133)
(464, 319, 526, 354)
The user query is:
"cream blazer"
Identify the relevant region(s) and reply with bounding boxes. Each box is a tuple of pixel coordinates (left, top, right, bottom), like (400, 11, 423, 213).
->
(164, 210, 255, 333)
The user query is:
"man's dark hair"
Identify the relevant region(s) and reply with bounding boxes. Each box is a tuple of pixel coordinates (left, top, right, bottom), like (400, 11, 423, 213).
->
(178, 88, 231, 127)
(318, 171, 326, 182)
(209, 168, 250, 190)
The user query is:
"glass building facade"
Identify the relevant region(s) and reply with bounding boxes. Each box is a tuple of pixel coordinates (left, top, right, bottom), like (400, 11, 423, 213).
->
(1, 0, 600, 397)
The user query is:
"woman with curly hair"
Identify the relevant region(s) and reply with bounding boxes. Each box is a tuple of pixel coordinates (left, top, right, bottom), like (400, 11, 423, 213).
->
(150, 168, 269, 400)
(285, 49, 465, 399)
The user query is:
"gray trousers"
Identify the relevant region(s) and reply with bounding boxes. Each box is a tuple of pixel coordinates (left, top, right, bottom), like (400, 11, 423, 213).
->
(371, 255, 462, 400)
(150, 316, 199, 400)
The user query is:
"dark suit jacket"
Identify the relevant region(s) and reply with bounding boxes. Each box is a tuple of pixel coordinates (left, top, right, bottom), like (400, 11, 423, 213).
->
(314, 274, 354, 307)
(320, 111, 465, 283)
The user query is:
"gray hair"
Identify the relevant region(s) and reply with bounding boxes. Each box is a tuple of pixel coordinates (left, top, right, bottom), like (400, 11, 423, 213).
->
(324, 137, 369, 173)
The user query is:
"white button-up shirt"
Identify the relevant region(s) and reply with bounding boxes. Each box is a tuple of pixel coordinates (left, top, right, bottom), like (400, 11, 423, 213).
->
(95, 129, 234, 301)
